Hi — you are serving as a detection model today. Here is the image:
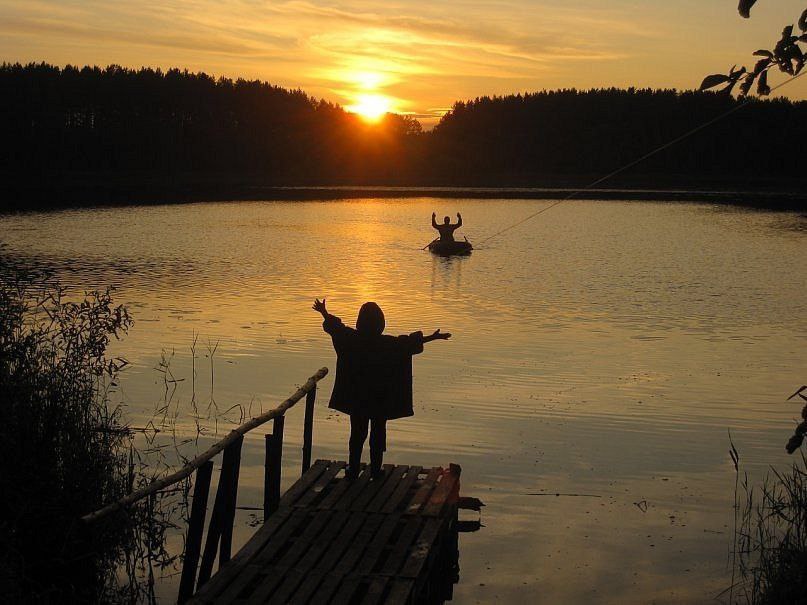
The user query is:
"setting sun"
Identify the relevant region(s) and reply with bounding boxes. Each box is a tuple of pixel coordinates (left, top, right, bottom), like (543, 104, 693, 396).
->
(346, 93, 393, 122)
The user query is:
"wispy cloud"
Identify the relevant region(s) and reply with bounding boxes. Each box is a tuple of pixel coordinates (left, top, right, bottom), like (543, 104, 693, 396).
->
(1, 0, 804, 124)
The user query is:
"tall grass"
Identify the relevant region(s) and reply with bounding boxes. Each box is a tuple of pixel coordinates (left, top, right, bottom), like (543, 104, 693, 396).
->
(733, 454, 807, 604)
(0, 269, 133, 600)
(729, 390, 807, 604)
(0, 265, 181, 602)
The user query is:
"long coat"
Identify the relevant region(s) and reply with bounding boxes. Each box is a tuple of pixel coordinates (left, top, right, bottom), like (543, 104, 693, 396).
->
(322, 314, 424, 420)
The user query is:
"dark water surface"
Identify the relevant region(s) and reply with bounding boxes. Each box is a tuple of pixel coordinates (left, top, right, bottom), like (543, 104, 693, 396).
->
(2, 198, 806, 603)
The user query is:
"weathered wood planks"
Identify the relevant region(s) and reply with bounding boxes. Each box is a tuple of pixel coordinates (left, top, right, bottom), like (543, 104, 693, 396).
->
(188, 460, 461, 604)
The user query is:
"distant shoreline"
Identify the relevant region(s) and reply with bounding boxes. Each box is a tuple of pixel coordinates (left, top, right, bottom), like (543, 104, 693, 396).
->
(2, 179, 807, 213)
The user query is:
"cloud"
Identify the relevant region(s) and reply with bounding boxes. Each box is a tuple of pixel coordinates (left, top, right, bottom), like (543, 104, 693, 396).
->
(4, 0, 799, 125)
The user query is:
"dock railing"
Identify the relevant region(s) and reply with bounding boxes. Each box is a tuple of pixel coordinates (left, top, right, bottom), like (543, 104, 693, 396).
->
(81, 367, 329, 603)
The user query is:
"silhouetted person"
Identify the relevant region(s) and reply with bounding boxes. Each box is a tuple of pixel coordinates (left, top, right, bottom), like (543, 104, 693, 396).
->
(432, 212, 462, 242)
(313, 298, 451, 479)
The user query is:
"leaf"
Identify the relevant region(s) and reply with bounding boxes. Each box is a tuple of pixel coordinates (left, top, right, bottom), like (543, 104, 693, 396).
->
(753, 58, 771, 74)
(738, 0, 757, 18)
(723, 79, 739, 96)
(757, 70, 771, 95)
(739, 73, 756, 97)
(753, 50, 773, 58)
(700, 74, 730, 90)
(729, 65, 747, 79)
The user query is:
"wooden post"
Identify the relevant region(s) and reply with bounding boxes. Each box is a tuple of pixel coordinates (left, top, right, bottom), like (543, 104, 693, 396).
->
(219, 436, 243, 565)
(264, 433, 274, 519)
(197, 435, 244, 587)
(301, 385, 316, 474)
(178, 460, 213, 604)
(265, 415, 285, 515)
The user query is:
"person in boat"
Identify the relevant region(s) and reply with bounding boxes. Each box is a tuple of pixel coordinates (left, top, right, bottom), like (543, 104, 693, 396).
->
(432, 212, 462, 242)
(313, 298, 451, 480)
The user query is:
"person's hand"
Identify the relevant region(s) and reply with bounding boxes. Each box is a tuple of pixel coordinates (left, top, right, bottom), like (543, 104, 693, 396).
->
(457, 212, 462, 219)
(431, 328, 451, 340)
(432, 212, 436, 218)
(312, 298, 327, 316)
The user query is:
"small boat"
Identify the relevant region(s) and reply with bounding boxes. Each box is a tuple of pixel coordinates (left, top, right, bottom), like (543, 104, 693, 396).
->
(428, 238, 473, 256)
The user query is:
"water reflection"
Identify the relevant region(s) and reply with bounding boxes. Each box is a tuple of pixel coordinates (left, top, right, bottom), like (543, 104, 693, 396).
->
(1, 198, 806, 603)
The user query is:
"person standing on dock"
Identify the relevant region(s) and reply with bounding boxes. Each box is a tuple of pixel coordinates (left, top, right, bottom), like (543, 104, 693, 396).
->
(432, 212, 462, 242)
(313, 298, 451, 480)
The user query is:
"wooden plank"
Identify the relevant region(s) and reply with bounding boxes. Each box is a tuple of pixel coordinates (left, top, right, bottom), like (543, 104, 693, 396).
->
(422, 469, 460, 517)
(329, 573, 362, 605)
(278, 459, 330, 507)
(313, 511, 368, 572)
(187, 506, 294, 603)
(379, 466, 422, 514)
(353, 513, 401, 574)
(405, 467, 441, 515)
(266, 567, 307, 605)
(385, 579, 415, 605)
(301, 385, 316, 474)
(362, 576, 390, 605)
(316, 466, 362, 510)
(309, 571, 344, 605)
(217, 509, 312, 603)
(294, 461, 346, 508)
(332, 513, 384, 574)
(264, 434, 275, 519)
(286, 570, 325, 604)
(350, 465, 394, 511)
(220, 436, 244, 565)
(191, 457, 461, 605)
(366, 465, 408, 513)
(178, 460, 213, 604)
(198, 454, 240, 588)
(381, 516, 423, 576)
(265, 415, 285, 515)
(332, 467, 374, 511)
(293, 509, 350, 572)
(268, 510, 350, 603)
(399, 517, 444, 578)
(244, 511, 334, 603)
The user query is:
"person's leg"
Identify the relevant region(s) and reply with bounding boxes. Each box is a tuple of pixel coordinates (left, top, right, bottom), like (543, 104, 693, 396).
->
(369, 418, 387, 477)
(348, 414, 369, 479)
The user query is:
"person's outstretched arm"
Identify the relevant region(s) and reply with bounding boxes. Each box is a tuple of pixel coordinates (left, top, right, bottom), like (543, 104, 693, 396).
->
(313, 298, 332, 321)
(423, 328, 451, 344)
(432, 212, 439, 229)
(313, 298, 346, 336)
(456, 212, 462, 227)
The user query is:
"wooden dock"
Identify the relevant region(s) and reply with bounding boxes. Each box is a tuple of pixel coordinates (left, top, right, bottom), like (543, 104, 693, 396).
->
(82, 369, 471, 604)
(189, 460, 462, 605)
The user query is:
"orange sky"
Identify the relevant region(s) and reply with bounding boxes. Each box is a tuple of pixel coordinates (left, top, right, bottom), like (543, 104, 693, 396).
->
(2, 0, 806, 126)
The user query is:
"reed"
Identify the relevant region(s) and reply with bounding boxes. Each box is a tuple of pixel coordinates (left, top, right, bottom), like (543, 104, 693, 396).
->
(0, 266, 135, 600)
(731, 453, 807, 603)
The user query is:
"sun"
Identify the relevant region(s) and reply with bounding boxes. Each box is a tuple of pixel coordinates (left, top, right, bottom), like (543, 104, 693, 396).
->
(347, 93, 393, 122)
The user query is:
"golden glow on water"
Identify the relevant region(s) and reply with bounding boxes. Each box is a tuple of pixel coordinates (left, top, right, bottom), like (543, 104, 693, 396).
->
(2, 199, 806, 603)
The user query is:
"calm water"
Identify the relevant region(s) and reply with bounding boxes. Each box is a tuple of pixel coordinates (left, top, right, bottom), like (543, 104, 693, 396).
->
(2, 198, 807, 603)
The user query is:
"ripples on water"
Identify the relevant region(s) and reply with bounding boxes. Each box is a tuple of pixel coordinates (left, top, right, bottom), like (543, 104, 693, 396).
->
(2, 199, 806, 603)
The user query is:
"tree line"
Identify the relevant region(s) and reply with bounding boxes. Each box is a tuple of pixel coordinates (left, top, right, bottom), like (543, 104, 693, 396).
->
(1, 62, 806, 207)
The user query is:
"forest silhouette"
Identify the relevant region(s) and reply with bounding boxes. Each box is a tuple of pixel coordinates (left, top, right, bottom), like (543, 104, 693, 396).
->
(2, 62, 806, 208)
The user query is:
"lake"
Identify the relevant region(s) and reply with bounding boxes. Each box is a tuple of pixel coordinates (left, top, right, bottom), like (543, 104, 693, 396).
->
(2, 197, 806, 603)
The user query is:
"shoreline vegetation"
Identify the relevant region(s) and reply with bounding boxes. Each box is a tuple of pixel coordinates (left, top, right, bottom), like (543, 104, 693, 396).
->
(2, 62, 807, 212)
(0, 266, 236, 602)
